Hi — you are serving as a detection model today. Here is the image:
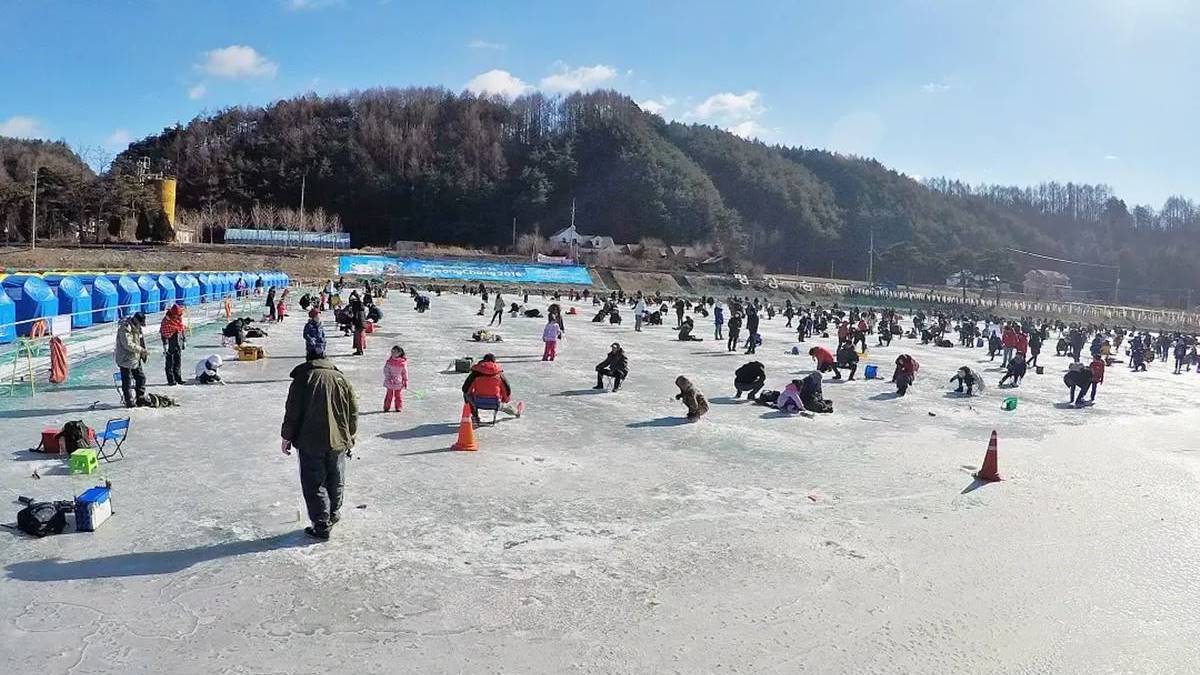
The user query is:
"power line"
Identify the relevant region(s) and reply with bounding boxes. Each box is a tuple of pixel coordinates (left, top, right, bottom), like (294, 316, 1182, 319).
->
(1004, 247, 1118, 270)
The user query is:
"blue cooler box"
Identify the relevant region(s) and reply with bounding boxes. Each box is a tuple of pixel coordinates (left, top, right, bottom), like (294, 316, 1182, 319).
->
(74, 487, 112, 531)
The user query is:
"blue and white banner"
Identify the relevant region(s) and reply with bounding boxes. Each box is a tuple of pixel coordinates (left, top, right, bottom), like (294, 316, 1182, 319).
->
(337, 255, 593, 285)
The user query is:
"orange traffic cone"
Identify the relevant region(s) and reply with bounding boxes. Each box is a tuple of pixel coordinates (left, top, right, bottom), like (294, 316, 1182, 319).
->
(974, 430, 1001, 482)
(451, 402, 478, 451)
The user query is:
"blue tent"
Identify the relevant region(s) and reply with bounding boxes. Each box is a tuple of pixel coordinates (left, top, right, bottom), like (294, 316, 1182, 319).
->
(199, 274, 217, 302)
(173, 273, 200, 306)
(223, 272, 237, 296)
(42, 275, 94, 329)
(137, 275, 162, 313)
(106, 274, 142, 317)
(73, 274, 118, 323)
(279, 272, 290, 287)
(0, 290, 15, 344)
(242, 272, 260, 292)
(157, 274, 178, 308)
(2, 275, 58, 336)
(260, 272, 275, 290)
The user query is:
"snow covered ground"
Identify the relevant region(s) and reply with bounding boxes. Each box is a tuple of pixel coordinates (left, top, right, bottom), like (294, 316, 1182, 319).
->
(3, 290, 1200, 674)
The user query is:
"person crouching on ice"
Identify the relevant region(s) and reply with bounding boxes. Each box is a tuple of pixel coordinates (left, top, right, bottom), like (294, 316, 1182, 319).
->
(195, 354, 225, 384)
(733, 361, 766, 399)
(776, 372, 831, 414)
(674, 376, 709, 422)
(892, 354, 919, 396)
(999, 351, 1027, 388)
(950, 366, 982, 395)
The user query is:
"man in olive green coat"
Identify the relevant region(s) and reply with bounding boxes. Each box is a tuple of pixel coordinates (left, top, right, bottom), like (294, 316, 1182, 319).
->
(281, 353, 358, 540)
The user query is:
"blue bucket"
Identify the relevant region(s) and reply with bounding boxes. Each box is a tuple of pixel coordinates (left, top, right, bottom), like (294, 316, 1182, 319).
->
(975, 338, 985, 347)
(864, 364, 878, 379)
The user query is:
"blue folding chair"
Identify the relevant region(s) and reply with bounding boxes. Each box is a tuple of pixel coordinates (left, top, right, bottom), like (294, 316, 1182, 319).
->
(95, 418, 130, 462)
(469, 396, 501, 426)
(113, 372, 123, 403)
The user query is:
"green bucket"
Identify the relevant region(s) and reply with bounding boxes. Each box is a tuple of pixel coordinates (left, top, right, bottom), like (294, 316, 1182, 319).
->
(1001, 396, 1018, 411)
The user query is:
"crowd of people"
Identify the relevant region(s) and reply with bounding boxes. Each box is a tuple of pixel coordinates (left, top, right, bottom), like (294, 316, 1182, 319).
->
(103, 276, 1200, 540)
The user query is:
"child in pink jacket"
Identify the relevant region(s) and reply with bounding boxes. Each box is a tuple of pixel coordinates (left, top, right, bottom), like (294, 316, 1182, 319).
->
(383, 345, 408, 411)
(542, 318, 563, 361)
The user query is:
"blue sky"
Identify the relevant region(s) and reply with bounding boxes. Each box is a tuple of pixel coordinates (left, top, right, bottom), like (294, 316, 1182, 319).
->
(4, 0, 1198, 207)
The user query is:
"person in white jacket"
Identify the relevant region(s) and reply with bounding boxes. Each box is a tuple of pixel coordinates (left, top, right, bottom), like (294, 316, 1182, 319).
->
(633, 297, 647, 332)
(194, 354, 225, 384)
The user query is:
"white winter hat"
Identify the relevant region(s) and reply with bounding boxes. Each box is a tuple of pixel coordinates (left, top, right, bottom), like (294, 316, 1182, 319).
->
(208, 355, 223, 369)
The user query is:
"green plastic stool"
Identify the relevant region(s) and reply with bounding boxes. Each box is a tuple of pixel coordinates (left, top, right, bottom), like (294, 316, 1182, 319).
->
(1001, 396, 1018, 411)
(69, 449, 98, 475)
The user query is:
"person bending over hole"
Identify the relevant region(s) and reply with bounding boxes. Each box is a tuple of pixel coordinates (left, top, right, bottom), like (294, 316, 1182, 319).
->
(677, 316, 702, 341)
(195, 354, 225, 384)
(775, 372, 833, 414)
(674, 376, 709, 422)
(835, 340, 859, 380)
(949, 366, 982, 396)
(733, 361, 766, 399)
(892, 354, 919, 396)
(809, 345, 840, 379)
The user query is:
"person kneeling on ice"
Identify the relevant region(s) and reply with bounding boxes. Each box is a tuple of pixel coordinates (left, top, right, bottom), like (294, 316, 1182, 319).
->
(892, 354, 919, 396)
(776, 372, 833, 413)
(462, 353, 521, 423)
(949, 366, 983, 395)
(674, 376, 709, 422)
(677, 316, 702, 341)
(999, 351, 1027, 388)
(195, 354, 225, 384)
(733, 361, 766, 399)
(1064, 362, 1093, 407)
(594, 343, 628, 391)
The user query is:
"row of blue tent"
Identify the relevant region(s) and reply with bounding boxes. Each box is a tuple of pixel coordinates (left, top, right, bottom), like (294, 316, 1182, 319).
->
(0, 271, 290, 345)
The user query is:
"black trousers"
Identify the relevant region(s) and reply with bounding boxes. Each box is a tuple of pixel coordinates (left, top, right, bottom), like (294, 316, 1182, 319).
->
(727, 330, 740, 352)
(734, 376, 764, 399)
(490, 310, 503, 325)
(164, 349, 183, 385)
(299, 450, 346, 529)
(119, 366, 146, 405)
(597, 368, 623, 390)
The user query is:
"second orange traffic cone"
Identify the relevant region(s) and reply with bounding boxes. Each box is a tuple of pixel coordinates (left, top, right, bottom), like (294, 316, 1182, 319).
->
(451, 402, 478, 451)
(974, 430, 1001, 482)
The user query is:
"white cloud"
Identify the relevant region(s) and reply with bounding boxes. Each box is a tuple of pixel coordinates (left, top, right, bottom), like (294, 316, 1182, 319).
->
(638, 99, 667, 115)
(1104, 154, 1119, 160)
(105, 129, 131, 149)
(727, 119, 769, 140)
(466, 69, 533, 99)
(689, 91, 763, 121)
(0, 115, 43, 138)
(188, 83, 208, 100)
(921, 81, 952, 93)
(467, 39, 506, 50)
(286, 0, 344, 10)
(200, 45, 278, 79)
(683, 91, 769, 138)
(539, 64, 617, 93)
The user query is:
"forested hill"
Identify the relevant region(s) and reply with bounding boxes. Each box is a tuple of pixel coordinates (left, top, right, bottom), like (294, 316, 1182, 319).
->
(8, 87, 1200, 304)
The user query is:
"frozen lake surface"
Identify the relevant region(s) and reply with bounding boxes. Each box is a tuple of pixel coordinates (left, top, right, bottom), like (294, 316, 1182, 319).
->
(3, 291, 1200, 674)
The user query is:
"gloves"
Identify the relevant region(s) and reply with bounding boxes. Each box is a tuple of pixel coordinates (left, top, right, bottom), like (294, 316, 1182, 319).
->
(280, 439, 292, 456)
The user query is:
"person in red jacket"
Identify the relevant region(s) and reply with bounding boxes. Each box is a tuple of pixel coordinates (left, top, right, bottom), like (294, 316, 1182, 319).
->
(1000, 325, 1018, 367)
(1015, 330, 1029, 358)
(1087, 353, 1105, 403)
(809, 345, 840, 379)
(892, 354, 919, 396)
(461, 353, 521, 423)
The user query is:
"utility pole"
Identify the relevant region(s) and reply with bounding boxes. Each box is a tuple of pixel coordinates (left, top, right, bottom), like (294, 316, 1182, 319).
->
(512, 216, 517, 249)
(297, 172, 307, 249)
(830, 260, 834, 279)
(1113, 264, 1121, 305)
(961, 270, 967, 302)
(30, 167, 40, 251)
(867, 227, 874, 285)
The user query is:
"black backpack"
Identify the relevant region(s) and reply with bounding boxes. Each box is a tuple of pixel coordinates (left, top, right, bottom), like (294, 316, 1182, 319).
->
(56, 420, 93, 453)
(17, 502, 69, 537)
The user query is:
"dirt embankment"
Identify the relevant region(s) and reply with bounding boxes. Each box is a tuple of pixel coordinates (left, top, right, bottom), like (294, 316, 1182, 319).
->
(0, 244, 342, 279)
